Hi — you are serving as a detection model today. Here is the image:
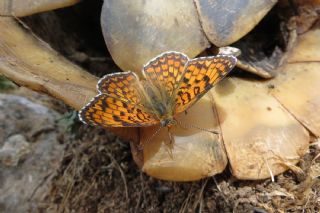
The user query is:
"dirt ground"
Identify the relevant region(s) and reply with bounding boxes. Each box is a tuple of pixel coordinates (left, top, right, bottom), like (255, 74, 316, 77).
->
(44, 125, 320, 213)
(0, 86, 319, 212)
(1, 0, 320, 212)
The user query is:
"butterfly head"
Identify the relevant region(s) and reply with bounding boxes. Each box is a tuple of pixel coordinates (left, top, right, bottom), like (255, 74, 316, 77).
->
(160, 117, 176, 127)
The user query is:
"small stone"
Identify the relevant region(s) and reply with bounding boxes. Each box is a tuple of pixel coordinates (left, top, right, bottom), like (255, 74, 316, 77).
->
(0, 134, 31, 167)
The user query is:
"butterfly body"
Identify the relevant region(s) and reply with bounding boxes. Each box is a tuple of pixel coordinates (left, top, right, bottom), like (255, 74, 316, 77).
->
(79, 51, 237, 128)
(129, 79, 178, 127)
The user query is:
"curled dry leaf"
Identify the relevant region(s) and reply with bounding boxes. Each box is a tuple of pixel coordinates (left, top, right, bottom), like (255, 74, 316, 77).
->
(271, 29, 320, 137)
(138, 94, 227, 181)
(101, 0, 209, 75)
(194, 0, 277, 46)
(211, 78, 309, 180)
(0, 0, 80, 17)
(0, 17, 138, 142)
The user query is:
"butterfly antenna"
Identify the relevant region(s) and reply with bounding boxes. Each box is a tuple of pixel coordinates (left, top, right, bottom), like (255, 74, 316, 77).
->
(144, 125, 163, 145)
(176, 120, 219, 134)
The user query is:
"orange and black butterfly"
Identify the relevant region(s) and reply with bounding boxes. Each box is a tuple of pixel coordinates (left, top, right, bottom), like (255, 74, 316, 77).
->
(79, 51, 237, 128)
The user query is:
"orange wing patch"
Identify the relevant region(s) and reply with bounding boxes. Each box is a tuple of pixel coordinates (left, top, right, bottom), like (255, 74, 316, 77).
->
(174, 55, 237, 114)
(97, 71, 142, 104)
(143, 51, 189, 96)
(79, 94, 158, 127)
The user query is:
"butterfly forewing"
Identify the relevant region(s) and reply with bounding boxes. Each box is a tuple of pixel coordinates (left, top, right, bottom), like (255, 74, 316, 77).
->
(174, 55, 237, 114)
(79, 94, 158, 127)
(143, 52, 189, 97)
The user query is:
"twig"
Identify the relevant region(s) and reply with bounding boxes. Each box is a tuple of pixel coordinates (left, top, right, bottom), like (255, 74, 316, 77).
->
(302, 193, 311, 213)
(134, 191, 142, 213)
(212, 177, 229, 204)
(28, 172, 53, 201)
(140, 172, 147, 205)
(58, 148, 83, 213)
(106, 151, 129, 209)
(311, 153, 320, 165)
(193, 179, 208, 212)
(179, 183, 194, 213)
(263, 156, 275, 182)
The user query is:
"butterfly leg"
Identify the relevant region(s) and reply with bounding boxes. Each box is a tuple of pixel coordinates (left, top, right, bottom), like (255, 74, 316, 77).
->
(137, 143, 144, 151)
(164, 127, 175, 159)
(167, 126, 175, 145)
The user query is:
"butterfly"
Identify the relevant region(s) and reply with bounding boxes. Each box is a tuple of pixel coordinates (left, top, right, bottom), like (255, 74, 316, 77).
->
(79, 51, 237, 129)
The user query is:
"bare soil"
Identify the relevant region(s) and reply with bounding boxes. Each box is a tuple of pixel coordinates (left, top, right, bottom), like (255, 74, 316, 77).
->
(43, 123, 320, 213)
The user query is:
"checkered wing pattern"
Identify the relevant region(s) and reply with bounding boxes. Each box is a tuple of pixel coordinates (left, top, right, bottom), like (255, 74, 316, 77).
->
(142, 52, 189, 97)
(79, 94, 158, 127)
(97, 71, 142, 105)
(174, 55, 237, 114)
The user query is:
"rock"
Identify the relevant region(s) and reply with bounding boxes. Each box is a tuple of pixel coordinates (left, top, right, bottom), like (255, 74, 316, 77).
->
(0, 93, 65, 213)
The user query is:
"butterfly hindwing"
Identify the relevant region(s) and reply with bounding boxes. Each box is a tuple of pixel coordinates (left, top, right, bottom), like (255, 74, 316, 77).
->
(79, 94, 158, 127)
(174, 55, 237, 114)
